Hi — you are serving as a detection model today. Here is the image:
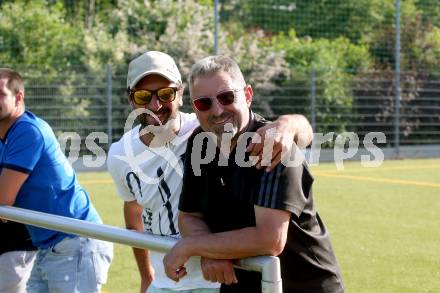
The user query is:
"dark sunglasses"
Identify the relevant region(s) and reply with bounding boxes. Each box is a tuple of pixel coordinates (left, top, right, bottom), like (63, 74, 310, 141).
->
(130, 87, 178, 105)
(192, 88, 242, 112)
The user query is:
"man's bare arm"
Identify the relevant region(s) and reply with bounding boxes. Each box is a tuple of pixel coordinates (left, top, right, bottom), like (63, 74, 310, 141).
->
(182, 206, 290, 258)
(178, 211, 210, 236)
(124, 201, 154, 293)
(164, 206, 290, 281)
(0, 168, 28, 205)
(178, 211, 237, 284)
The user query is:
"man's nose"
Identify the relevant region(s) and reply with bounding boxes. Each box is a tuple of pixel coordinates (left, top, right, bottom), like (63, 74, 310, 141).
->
(146, 94, 161, 111)
(210, 98, 224, 116)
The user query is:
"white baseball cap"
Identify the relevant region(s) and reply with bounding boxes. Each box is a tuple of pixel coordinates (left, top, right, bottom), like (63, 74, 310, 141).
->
(127, 51, 182, 90)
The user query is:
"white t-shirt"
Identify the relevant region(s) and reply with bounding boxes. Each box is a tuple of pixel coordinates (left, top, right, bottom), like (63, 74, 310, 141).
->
(107, 112, 218, 290)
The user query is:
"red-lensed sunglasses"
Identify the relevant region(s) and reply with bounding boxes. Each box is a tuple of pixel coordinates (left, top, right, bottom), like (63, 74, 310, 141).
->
(192, 88, 242, 112)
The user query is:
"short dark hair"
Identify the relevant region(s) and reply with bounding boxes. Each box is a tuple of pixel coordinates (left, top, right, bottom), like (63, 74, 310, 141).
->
(0, 68, 25, 95)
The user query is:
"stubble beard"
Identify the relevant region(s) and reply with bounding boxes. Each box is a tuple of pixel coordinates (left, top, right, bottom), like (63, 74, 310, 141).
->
(138, 110, 180, 147)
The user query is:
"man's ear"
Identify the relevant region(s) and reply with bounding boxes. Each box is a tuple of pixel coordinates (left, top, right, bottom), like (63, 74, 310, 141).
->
(15, 91, 24, 106)
(178, 85, 185, 107)
(244, 84, 253, 107)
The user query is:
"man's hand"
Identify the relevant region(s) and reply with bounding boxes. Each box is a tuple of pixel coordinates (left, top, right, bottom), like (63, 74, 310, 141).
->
(163, 240, 190, 282)
(201, 257, 237, 285)
(247, 119, 292, 172)
(246, 114, 313, 172)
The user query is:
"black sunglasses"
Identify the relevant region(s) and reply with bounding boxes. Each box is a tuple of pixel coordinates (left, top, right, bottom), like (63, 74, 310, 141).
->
(130, 87, 178, 105)
(192, 88, 242, 112)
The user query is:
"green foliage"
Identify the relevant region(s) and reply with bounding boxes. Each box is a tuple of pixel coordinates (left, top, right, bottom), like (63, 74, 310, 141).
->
(0, 1, 124, 141)
(416, 0, 440, 27)
(0, 1, 84, 70)
(423, 27, 440, 70)
(195, 0, 213, 7)
(223, 29, 288, 88)
(0, 1, 89, 132)
(272, 31, 371, 72)
(267, 30, 372, 131)
(221, 0, 439, 71)
(354, 2, 440, 141)
(221, 29, 289, 118)
(98, 0, 214, 79)
(222, 0, 396, 43)
(401, 14, 440, 71)
(99, 0, 287, 91)
(1, 0, 439, 142)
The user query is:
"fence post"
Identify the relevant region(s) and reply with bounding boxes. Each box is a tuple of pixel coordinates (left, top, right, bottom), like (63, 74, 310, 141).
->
(236, 256, 282, 293)
(214, 0, 219, 55)
(106, 64, 113, 146)
(394, 0, 401, 157)
(310, 69, 317, 132)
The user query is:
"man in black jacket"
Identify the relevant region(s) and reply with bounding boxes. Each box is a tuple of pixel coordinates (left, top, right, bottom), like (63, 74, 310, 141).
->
(164, 55, 344, 293)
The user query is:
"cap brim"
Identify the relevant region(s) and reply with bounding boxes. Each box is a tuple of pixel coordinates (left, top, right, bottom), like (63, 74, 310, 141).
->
(129, 70, 180, 89)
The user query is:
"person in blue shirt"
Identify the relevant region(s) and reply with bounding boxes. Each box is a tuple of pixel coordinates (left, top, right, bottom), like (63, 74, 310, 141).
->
(0, 68, 113, 293)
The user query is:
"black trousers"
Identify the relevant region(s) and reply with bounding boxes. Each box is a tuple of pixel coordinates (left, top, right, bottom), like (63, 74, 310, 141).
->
(220, 269, 262, 293)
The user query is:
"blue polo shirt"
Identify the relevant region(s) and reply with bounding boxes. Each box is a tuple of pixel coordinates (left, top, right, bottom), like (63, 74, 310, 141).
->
(0, 111, 101, 248)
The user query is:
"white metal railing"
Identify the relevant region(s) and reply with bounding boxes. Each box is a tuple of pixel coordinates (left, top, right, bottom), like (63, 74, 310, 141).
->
(0, 206, 282, 293)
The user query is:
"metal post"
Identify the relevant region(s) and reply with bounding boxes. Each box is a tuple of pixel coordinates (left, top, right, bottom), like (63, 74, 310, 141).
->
(310, 69, 317, 132)
(236, 256, 282, 293)
(214, 0, 219, 55)
(106, 64, 113, 146)
(394, 0, 401, 157)
(0, 206, 175, 251)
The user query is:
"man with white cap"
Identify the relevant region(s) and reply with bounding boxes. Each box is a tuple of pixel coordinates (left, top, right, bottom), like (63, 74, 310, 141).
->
(107, 51, 313, 293)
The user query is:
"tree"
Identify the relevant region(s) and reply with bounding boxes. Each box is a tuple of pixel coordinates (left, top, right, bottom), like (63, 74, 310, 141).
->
(0, 1, 88, 131)
(221, 0, 395, 43)
(266, 30, 372, 132)
(0, 1, 125, 151)
(0, 1, 85, 69)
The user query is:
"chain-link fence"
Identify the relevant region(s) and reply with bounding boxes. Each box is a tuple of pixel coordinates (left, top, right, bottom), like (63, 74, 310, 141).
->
(6, 0, 440, 161)
(219, 0, 440, 152)
(21, 67, 440, 155)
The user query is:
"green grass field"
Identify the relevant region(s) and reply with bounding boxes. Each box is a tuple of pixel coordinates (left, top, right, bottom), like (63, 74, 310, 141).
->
(78, 158, 440, 293)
